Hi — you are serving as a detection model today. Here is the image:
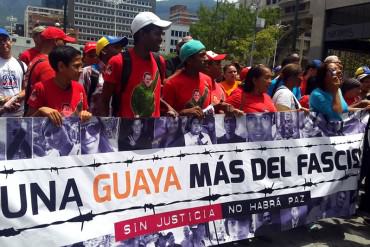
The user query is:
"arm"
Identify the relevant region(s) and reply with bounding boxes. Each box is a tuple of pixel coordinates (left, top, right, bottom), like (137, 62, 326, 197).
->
(99, 82, 115, 116)
(27, 106, 63, 127)
(332, 90, 343, 114)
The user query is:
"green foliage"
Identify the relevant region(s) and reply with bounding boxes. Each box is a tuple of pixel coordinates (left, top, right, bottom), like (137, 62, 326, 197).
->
(190, 2, 282, 65)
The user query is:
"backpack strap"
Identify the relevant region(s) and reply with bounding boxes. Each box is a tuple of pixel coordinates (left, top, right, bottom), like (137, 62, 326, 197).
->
(111, 50, 131, 117)
(23, 58, 45, 116)
(16, 59, 25, 75)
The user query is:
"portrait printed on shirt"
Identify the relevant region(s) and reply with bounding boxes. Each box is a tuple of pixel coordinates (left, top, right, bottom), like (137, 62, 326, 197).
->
(131, 71, 159, 117)
(81, 117, 119, 155)
(118, 118, 154, 151)
(185, 87, 209, 109)
(215, 115, 246, 144)
(32, 117, 81, 157)
(153, 116, 186, 149)
(280, 206, 308, 231)
(6, 118, 32, 160)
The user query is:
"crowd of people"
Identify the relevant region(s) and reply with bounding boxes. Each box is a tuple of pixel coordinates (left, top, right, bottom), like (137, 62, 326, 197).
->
(0, 9, 370, 230)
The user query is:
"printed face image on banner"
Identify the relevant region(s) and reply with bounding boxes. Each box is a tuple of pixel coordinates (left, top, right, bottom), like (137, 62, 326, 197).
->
(0, 118, 5, 160)
(81, 117, 118, 155)
(215, 114, 246, 144)
(212, 215, 253, 243)
(184, 116, 214, 146)
(6, 118, 32, 160)
(306, 196, 331, 223)
(245, 112, 275, 142)
(153, 117, 186, 149)
(280, 206, 308, 231)
(118, 118, 154, 151)
(299, 112, 324, 138)
(253, 210, 281, 236)
(32, 117, 81, 157)
(326, 191, 350, 218)
(275, 111, 301, 140)
(342, 111, 368, 135)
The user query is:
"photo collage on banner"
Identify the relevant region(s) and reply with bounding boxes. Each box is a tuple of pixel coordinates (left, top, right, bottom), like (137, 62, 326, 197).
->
(64, 190, 356, 247)
(0, 111, 366, 160)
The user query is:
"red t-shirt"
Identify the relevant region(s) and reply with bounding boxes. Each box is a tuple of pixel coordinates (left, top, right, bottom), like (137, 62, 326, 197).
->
(210, 81, 226, 105)
(28, 78, 88, 117)
(226, 88, 277, 113)
(26, 54, 56, 88)
(163, 71, 212, 112)
(103, 48, 164, 118)
(19, 47, 41, 66)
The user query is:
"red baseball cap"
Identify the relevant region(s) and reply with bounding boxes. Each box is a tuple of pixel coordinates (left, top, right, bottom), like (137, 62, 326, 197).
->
(206, 51, 227, 61)
(41, 26, 76, 43)
(240, 66, 251, 81)
(83, 42, 97, 54)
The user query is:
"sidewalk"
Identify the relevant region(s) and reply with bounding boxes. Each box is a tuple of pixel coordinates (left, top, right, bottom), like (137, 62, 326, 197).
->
(223, 214, 370, 247)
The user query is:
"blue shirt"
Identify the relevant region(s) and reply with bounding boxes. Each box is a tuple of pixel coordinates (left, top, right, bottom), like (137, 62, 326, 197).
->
(268, 78, 301, 100)
(309, 88, 348, 121)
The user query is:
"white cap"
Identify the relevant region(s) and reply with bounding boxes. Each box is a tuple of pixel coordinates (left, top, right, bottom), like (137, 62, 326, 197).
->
(131, 12, 172, 35)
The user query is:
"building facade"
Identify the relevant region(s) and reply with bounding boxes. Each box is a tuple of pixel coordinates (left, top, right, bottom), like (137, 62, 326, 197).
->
(42, 0, 64, 9)
(67, 0, 155, 45)
(161, 23, 190, 54)
(239, 0, 281, 8)
(169, 5, 198, 25)
(24, 6, 64, 38)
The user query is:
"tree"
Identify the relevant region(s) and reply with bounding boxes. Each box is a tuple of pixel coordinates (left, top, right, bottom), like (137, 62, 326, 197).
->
(190, 2, 281, 65)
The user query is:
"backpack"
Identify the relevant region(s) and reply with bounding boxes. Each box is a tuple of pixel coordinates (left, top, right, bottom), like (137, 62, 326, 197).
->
(111, 50, 164, 117)
(16, 59, 25, 75)
(23, 58, 45, 115)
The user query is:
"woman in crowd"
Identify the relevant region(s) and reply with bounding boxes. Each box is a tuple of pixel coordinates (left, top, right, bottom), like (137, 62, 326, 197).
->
(220, 64, 241, 98)
(81, 117, 114, 154)
(309, 62, 348, 121)
(226, 64, 276, 113)
(272, 64, 307, 112)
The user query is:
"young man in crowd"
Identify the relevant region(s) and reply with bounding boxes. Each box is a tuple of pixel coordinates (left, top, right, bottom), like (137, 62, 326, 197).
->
(100, 12, 171, 118)
(24, 26, 76, 111)
(26, 46, 91, 126)
(79, 36, 128, 116)
(18, 25, 45, 65)
(203, 50, 227, 105)
(0, 28, 27, 117)
(82, 42, 98, 67)
(165, 35, 192, 77)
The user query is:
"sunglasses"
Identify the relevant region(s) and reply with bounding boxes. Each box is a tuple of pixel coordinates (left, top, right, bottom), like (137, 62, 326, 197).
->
(82, 122, 101, 136)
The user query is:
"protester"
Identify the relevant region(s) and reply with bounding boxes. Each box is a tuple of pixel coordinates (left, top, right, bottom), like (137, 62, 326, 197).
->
(221, 64, 241, 97)
(82, 41, 98, 67)
(26, 46, 91, 125)
(299, 60, 321, 108)
(355, 66, 370, 100)
(163, 39, 212, 117)
(239, 66, 250, 82)
(0, 28, 27, 117)
(268, 54, 301, 99)
(272, 64, 307, 111)
(165, 35, 192, 77)
(309, 62, 348, 121)
(24, 26, 76, 111)
(341, 78, 362, 106)
(79, 36, 128, 116)
(226, 64, 276, 113)
(18, 25, 45, 65)
(203, 50, 227, 104)
(101, 12, 171, 118)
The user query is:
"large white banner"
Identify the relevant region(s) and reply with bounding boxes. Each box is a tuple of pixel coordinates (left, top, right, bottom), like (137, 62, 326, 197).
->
(0, 111, 367, 247)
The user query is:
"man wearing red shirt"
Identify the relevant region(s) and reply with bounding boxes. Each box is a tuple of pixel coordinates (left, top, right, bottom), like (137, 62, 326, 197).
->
(203, 50, 227, 105)
(101, 12, 171, 118)
(163, 39, 212, 117)
(24, 26, 76, 110)
(26, 46, 91, 126)
(19, 26, 45, 65)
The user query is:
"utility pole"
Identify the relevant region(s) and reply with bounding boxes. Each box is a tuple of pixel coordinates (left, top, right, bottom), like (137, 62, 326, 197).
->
(292, 0, 299, 52)
(63, 0, 68, 32)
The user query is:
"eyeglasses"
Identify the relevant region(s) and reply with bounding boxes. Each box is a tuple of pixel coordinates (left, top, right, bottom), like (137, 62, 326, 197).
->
(82, 122, 101, 136)
(44, 127, 61, 138)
